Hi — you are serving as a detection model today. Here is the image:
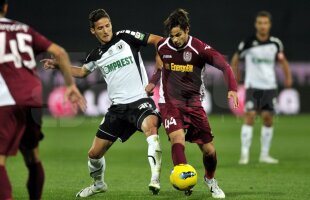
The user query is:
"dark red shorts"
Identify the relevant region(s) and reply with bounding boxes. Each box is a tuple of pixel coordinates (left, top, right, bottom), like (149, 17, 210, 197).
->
(0, 106, 43, 156)
(159, 103, 213, 144)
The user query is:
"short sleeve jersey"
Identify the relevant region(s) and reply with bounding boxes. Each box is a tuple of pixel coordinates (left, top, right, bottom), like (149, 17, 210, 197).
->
(157, 36, 237, 106)
(84, 30, 150, 105)
(0, 18, 52, 107)
(237, 35, 284, 89)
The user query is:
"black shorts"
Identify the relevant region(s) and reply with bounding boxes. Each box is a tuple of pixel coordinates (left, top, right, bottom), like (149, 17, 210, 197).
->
(96, 98, 161, 142)
(245, 88, 277, 112)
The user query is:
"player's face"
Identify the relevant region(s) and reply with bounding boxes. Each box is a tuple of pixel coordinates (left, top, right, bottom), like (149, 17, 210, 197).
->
(169, 26, 189, 48)
(255, 16, 271, 36)
(91, 17, 113, 44)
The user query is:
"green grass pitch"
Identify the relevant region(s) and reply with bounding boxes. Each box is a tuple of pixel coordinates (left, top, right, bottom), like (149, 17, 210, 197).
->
(7, 115, 310, 200)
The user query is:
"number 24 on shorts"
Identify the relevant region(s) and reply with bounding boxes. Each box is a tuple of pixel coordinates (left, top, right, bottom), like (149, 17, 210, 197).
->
(164, 117, 177, 129)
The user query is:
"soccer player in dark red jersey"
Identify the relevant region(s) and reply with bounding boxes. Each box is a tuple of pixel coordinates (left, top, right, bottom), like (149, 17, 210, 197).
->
(0, 1, 86, 199)
(146, 8, 239, 199)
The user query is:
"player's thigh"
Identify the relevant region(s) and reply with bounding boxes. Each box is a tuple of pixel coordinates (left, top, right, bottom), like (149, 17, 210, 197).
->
(0, 106, 26, 156)
(96, 111, 137, 143)
(132, 98, 160, 131)
(159, 103, 184, 135)
(245, 88, 259, 112)
(186, 106, 213, 144)
(261, 89, 277, 112)
(19, 107, 43, 153)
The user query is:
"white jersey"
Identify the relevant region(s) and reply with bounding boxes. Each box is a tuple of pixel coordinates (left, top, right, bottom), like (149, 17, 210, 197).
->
(238, 35, 283, 89)
(84, 30, 150, 105)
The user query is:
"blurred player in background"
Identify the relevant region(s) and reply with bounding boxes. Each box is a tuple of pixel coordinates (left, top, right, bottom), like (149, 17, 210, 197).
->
(0, 0, 86, 199)
(231, 11, 292, 164)
(146, 8, 238, 199)
(42, 9, 162, 197)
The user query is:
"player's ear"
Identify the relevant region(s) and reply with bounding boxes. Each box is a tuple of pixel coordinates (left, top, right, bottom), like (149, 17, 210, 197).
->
(90, 28, 95, 35)
(185, 27, 190, 34)
(3, 3, 8, 15)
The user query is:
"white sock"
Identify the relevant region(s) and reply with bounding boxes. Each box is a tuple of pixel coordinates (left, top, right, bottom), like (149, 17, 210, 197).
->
(240, 124, 253, 156)
(88, 157, 106, 187)
(260, 126, 273, 157)
(146, 135, 162, 181)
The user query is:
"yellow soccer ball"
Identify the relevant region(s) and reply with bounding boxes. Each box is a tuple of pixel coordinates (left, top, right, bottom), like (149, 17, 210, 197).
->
(170, 164, 198, 191)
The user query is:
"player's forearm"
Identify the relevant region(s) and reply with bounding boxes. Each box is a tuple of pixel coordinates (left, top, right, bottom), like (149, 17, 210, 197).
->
(149, 68, 162, 85)
(223, 66, 238, 92)
(280, 59, 292, 82)
(231, 53, 240, 83)
(212, 53, 238, 91)
(70, 66, 88, 78)
(56, 51, 75, 86)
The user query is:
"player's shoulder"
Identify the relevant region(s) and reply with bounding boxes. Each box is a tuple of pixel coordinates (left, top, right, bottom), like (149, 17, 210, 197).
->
(238, 35, 256, 51)
(189, 36, 213, 53)
(0, 18, 30, 32)
(190, 36, 209, 47)
(157, 37, 169, 49)
(116, 29, 148, 41)
(84, 46, 102, 63)
(269, 36, 283, 46)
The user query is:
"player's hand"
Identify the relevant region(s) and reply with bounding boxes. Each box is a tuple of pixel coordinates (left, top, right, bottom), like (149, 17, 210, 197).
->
(145, 83, 156, 96)
(228, 90, 239, 109)
(64, 84, 87, 112)
(40, 58, 59, 70)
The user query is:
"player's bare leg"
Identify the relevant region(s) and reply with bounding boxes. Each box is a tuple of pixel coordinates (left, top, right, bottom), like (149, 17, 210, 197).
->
(141, 115, 162, 195)
(199, 142, 225, 199)
(0, 155, 12, 200)
(20, 147, 44, 200)
(259, 111, 278, 164)
(239, 111, 256, 164)
(76, 137, 113, 198)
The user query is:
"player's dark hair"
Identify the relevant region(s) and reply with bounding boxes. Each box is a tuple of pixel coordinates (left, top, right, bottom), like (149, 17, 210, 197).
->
(164, 8, 190, 36)
(256, 10, 272, 22)
(88, 9, 111, 28)
(0, 0, 8, 12)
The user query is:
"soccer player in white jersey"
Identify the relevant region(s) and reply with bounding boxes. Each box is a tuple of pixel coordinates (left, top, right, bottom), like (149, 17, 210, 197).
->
(231, 11, 292, 164)
(42, 9, 162, 197)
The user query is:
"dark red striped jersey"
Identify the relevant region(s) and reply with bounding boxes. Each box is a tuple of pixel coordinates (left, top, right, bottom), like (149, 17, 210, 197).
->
(0, 17, 52, 107)
(157, 36, 237, 106)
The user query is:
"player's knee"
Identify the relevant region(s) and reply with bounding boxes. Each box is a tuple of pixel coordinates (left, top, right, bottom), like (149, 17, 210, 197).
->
(88, 149, 102, 159)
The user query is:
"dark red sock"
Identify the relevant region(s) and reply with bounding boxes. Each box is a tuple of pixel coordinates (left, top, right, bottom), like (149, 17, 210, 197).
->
(171, 143, 187, 165)
(0, 165, 12, 200)
(203, 152, 217, 179)
(26, 162, 44, 200)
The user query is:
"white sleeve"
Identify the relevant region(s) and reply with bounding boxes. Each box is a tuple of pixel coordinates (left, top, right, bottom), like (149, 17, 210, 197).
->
(84, 61, 97, 72)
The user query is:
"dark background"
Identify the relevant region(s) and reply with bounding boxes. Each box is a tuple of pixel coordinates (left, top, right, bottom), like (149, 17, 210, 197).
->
(6, 0, 310, 61)
(4, 0, 310, 114)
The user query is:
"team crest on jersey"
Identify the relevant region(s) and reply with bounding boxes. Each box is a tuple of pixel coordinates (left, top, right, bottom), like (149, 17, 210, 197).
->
(183, 51, 192, 62)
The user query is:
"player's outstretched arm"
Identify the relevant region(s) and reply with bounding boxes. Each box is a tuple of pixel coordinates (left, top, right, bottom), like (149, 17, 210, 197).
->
(46, 43, 87, 111)
(41, 46, 90, 78)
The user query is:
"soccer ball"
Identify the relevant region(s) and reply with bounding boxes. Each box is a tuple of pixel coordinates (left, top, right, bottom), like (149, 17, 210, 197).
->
(170, 164, 198, 191)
